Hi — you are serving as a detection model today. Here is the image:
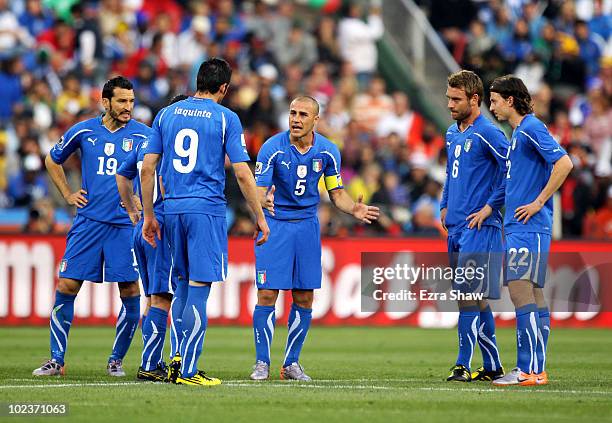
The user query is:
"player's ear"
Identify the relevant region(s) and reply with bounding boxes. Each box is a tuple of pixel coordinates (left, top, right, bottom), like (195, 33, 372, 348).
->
(102, 97, 110, 111)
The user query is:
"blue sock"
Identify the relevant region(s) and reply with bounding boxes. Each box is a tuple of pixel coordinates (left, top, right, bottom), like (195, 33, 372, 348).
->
(283, 303, 312, 367)
(455, 306, 479, 370)
(536, 307, 550, 373)
(110, 295, 140, 362)
(170, 280, 188, 359)
(179, 285, 211, 378)
(141, 312, 148, 350)
(516, 304, 538, 373)
(253, 305, 276, 365)
(477, 306, 502, 372)
(50, 291, 76, 365)
(141, 307, 168, 371)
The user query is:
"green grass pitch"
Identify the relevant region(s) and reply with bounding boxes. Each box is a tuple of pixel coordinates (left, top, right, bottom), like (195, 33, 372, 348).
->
(1, 326, 611, 423)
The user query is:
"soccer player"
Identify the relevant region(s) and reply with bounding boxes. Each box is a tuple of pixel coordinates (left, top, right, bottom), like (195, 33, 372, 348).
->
(442, 70, 507, 383)
(141, 58, 270, 387)
(115, 94, 188, 382)
(488, 75, 573, 386)
(33, 76, 149, 377)
(249, 96, 379, 381)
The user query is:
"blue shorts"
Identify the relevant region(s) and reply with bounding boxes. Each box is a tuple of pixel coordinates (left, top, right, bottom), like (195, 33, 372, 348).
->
(59, 215, 138, 283)
(255, 216, 321, 291)
(133, 217, 177, 296)
(164, 213, 227, 283)
(447, 226, 503, 300)
(504, 232, 551, 288)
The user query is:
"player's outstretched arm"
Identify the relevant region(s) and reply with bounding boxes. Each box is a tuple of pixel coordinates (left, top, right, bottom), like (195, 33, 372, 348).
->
(329, 189, 380, 224)
(115, 174, 140, 225)
(141, 153, 161, 247)
(233, 162, 270, 245)
(44, 154, 88, 208)
(515, 155, 573, 224)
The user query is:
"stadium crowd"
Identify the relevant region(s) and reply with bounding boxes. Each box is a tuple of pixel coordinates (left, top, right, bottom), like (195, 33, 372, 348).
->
(0, 0, 609, 239)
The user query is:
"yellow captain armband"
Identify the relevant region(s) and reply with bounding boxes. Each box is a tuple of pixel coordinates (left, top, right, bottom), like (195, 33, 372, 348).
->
(324, 174, 343, 191)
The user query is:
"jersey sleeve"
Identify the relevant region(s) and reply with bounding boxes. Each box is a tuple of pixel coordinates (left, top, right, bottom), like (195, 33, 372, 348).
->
(116, 145, 139, 180)
(146, 108, 165, 155)
(224, 111, 250, 163)
(475, 127, 509, 211)
(522, 122, 566, 164)
(322, 143, 343, 191)
(49, 124, 87, 164)
(254, 141, 277, 187)
(440, 142, 450, 210)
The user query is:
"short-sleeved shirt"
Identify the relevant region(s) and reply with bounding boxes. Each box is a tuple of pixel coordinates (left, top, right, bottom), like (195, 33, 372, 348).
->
(504, 114, 567, 235)
(146, 97, 250, 217)
(255, 131, 343, 220)
(49, 116, 152, 226)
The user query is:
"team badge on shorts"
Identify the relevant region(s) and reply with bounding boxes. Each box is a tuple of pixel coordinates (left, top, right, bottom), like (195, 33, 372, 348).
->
(255, 162, 262, 174)
(104, 143, 115, 156)
(122, 138, 133, 152)
(312, 159, 322, 173)
(297, 165, 307, 178)
(60, 260, 68, 272)
(464, 139, 472, 152)
(257, 270, 266, 285)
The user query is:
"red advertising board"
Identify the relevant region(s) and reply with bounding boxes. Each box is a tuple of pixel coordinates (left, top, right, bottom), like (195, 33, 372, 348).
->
(0, 235, 610, 327)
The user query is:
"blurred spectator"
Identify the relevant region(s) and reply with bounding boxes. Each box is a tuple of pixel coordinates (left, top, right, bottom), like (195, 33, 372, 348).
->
(337, 1, 383, 88)
(376, 91, 423, 143)
(275, 21, 318, 71)
(23, 198, 60, 233)
(352, 76, 393, 133)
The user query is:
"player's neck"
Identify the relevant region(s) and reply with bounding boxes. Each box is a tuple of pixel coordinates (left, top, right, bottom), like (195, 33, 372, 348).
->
(458, 110, 480, 132)
(290, 132, 314, 153)
(194, 91, 223, 103)
(102, 113, 127, 132)
(509, 112, 527, 130)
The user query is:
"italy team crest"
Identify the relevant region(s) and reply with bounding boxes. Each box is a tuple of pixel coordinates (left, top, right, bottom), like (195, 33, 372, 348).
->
(312, 159, 322, 172)
(297, 165, 307, 178)
(60, 259, 68, 272)
(257, 270, 266, 285)
(464, 139, 472, 152)
(122, 138, 133, 152)
(104, 142, 115, 156)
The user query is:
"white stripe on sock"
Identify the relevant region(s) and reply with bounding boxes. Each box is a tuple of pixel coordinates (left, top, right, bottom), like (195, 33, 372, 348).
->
(477, 323, 497, 372)
(50, 305, 66, 353)
(112, 306, 127, 352)
(183, 305, 202, 374)
(284, 329, 303, 364)
(143, 321, 159, 371)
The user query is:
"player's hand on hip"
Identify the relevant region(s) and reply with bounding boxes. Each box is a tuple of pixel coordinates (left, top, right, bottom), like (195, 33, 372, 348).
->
(254, 216, 270, 246)
(440, 208, 448, 232)
(143, 216, 161, 248)
(64, 189, 88, 208)
(263, 185, 275, 216)
(466, 204, 492, 230)
(353, 195, 380, 224)
(514, 200, 543, 224)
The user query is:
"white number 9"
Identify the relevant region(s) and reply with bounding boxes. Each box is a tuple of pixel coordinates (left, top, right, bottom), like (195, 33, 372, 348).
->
(173, 129, 199, 173)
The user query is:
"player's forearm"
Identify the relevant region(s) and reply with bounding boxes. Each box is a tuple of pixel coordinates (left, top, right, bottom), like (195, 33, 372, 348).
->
(535, 155, 573, 206)
(329, 189, 355, 215)
(236, 171, 266, 220)
(115, 174, 137, 212)
(45, 154, 72, 199)
(140, 165, 156, 218)
(257, 186, 269, 207)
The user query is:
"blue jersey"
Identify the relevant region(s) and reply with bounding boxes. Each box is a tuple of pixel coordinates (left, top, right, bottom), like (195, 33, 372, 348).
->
(255, 131, 343, 220)
(440, 114, 509, 235)
(116, 138, 163, 218)
(505, 114, 567, 235)
(49, 116, 151, 226)
(147, 97, 250, 217)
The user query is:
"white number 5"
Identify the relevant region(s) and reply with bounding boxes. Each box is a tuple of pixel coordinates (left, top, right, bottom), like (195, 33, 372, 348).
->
(294, 179, 306, 196)
(173, 129, 199, 173)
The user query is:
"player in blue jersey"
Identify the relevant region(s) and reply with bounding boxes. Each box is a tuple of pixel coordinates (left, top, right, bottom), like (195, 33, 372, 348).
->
(488, 75, 573, 386)
(115, 94, 188, 382)
(33, 77, 150, 377)
(141, 58, 270, 387)
(249, 96, 379, 381)
(441, 70, 507, 383)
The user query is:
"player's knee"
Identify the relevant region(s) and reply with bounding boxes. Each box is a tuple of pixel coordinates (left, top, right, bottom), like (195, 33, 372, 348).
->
(57, 278, 82, 296)
(118, 281, 140, 297)
(508, 280, 534, 308)
(257, 289, 279, 306)
(292, 291, 314, 309)
(151, 293, 172, 311)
